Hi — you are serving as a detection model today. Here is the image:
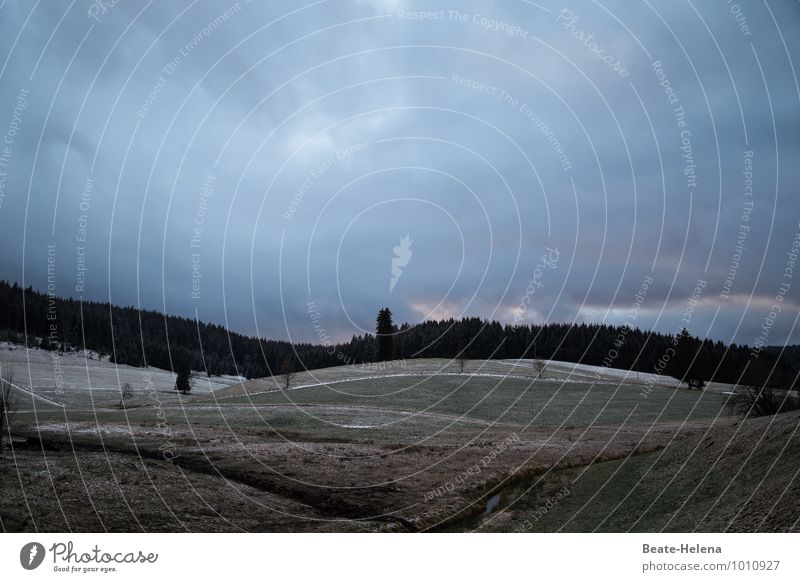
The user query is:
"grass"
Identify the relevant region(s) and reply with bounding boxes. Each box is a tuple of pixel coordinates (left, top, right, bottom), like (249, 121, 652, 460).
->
(15, 371, 732, 451)
(10, 355, 786, 533)
(478, 410, 800, 532)
(220, 374, 731, 428)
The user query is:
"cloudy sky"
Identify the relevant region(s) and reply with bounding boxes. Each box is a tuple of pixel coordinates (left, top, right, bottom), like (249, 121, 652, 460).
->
(1, 0, 799, 347)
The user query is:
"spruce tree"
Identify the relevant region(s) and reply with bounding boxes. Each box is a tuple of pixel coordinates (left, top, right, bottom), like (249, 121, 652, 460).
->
(174, 348, 192, 394)
(667, 328, 690, 381)
(175, 370, 191, 394)
(376, 308, 394, 361)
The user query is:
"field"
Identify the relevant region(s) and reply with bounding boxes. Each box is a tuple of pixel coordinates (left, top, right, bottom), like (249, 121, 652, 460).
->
(2, 345, 797, 532)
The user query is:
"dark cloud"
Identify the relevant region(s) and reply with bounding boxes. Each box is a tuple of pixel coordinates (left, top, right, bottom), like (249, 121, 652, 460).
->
(1, 0, 798, 347)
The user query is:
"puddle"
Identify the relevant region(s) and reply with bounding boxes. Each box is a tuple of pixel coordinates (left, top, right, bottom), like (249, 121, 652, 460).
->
(484, 493, 501, 515)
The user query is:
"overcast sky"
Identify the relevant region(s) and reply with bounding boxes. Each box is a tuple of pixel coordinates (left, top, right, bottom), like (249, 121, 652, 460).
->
(1, 0, 799, 347)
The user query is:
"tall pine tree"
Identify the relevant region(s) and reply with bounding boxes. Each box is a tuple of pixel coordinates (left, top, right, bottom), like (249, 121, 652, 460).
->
(376, 308, 394, 361)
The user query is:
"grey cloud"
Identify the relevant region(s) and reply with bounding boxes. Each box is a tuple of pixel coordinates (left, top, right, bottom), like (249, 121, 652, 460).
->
(0, 0, 798, 347)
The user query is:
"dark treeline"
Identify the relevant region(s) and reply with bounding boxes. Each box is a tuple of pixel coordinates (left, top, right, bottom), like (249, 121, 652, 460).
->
(395, 318, 797, 389)
(0, 280, 371, 378)
(0, 280, 796, 389)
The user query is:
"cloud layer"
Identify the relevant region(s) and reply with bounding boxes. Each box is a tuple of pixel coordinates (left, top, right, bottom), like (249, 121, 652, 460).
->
(1, 0, 799, 347)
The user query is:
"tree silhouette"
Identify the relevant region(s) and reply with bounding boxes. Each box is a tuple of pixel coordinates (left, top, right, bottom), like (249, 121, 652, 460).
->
(376, 308, 394, 361)
(667, 328, 708, 389)
(0, 280, 797, 389)
(279, 356, 296, 390)
(174, 348, 192, 394)
(668, 328, 691, 385)
(175, 371, 191, 394)
(119, 382, 134, 407)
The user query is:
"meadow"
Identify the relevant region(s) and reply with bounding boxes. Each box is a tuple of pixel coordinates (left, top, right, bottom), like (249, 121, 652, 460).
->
(5, 347, 795, 533)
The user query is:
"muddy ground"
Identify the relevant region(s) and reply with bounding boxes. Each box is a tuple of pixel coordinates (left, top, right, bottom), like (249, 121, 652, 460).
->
(1, 416, 723, 532)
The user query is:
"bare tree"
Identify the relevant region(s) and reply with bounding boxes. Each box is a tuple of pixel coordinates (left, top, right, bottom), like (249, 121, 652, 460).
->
(1, 369, 18, 459)
(280, 357, 296, 390)
(534, 359, 546, 379)
(729, 384, 799, 418)
(119, 382, 134, 408)
(729, 357, 800, 418)
(458, 357, 466, 374)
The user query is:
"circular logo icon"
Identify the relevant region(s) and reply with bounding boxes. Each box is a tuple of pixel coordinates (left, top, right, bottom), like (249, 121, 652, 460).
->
(20, 542, 46, 570)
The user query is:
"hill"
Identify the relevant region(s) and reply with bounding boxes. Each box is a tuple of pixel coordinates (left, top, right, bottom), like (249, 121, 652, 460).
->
(0, 280, 796, 389)
(475, 410, 800, 532)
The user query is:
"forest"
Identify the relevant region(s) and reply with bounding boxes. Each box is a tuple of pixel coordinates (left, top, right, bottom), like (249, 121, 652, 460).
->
(0, 280, 796, 389)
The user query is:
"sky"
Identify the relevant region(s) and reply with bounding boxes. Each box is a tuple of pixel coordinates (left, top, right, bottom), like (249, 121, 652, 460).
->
(0, 0, 799, 348)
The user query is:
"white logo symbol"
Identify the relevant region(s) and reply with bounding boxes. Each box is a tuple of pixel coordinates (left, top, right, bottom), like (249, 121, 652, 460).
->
(20, 542, 45, 570)
(390, 235, 413, 292)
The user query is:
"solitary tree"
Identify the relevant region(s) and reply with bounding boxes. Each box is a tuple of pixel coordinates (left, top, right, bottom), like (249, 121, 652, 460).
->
(534, 359, 546, 379)
(729, 356, 799, 417)
(119, 382, 134, 407)
(730, 384, 777, 418)
(279, 356, 296, 390)
(174, 348, 192, 394)
(667, 328, 691, 382)
(1, 369, 18, 458)
(376, 307, 394, 361)
(175, 370, 191, 394)
(668, 328, 706, 389)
